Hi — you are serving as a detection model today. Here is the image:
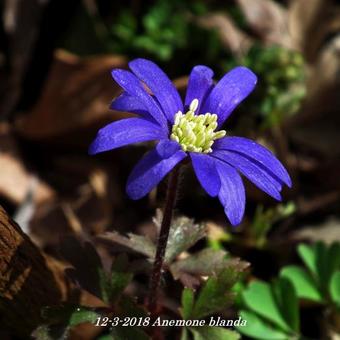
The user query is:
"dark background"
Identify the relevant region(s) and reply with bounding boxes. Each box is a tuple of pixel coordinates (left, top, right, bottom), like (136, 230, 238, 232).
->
(0, 0, 339, 338)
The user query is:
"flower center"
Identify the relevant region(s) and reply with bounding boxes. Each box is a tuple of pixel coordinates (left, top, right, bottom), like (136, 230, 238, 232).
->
(170, 99, 226, 153)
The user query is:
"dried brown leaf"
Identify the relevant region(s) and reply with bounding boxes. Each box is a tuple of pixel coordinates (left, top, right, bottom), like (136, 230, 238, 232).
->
(288, 0, 340, 61)
(0, 123, 55, 205)
(302, 36, 340, 119)
(293, 217, 340, 244)
(15, 50, 127, 139)
(195, 12, 252, 57)
(0, 153, 54, 204)
(237, 0, 291, 48)
(288, 36, 340, 164)
(30, 182, 111, 246)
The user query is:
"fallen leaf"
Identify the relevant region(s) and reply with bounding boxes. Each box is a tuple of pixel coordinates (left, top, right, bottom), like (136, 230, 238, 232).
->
(195, 12, 252, 57)
(15, 50, 127, 139)
(237, 0, 291, 48)
(293, 217, 340, 244)
(294, 35, 340, 123)
(288, 0, 340, 61)
(0, 123, 55, 205)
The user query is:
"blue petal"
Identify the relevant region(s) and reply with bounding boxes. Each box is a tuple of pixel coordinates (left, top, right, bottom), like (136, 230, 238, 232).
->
(129, 59, 183, 123)
(214, 136, 292, 187)
(110, 92, 156, 122)
(111, 69, 168, 130)
(190, 153, 220, 197)
(88, 118, 166, 155)
(216, 159, 245, 226)
(156, 139, 181, 159)
(126, 148, 186, 200)
(212, 150, 282, 201)
(185, 65, 214, 113)
(201, 66, 257, 127)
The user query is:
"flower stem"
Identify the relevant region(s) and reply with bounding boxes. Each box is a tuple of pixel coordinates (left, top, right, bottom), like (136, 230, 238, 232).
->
(147, 165, 180, 314)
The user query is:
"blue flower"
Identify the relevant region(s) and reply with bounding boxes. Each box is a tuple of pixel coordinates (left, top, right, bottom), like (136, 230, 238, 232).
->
(89, 59, 291, 226)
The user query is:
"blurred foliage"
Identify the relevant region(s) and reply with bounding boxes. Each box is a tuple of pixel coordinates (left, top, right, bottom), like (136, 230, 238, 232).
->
(61, 0, 222, 70)
(187, 326, 240, 340)
(238, 278, 299, 340)
(281, 242, 340, 308)
(108, 0, 207, 62)
(207, 228, 231, 251)
(226, 45, 306, 129)
(250, 201, 296, 248)
(236, 242, 340, 339)
(206, 201, 296, 250)
(60, 0, 306, 131)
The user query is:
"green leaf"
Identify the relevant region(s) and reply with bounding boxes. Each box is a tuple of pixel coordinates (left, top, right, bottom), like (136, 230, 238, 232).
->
(41, 305, 100, 327)
(181, 288, 194, 319)
(110, 271, 132, 299)
(236, 310, 289, 340)
(314, 242, 329, 290)
(97, 231, 156, 259)
(298, 242, 329, 288)
(273, 277, 299, 332)
(68, 308, 99, 326)
(241, 281, 290, 332)
(170, 248, 248, 280)
(326, 243, 340, 283)
(280, 265, 323, 302)
(298, 242, 340, 295)
(99, 255, 134, 304)
(97, 335, 115, 340)
(108, 254, 133, 302)
(111, 326, 150, 340)
(190, 326, 240, 340)
(153, 212, 206, 264)
(330, 271, 340, 306)
(118, 295, 148, 318)
(297, 243, 318, 277)
(180, 328, 189, 340)
(37, 305, 101, 339)
(98, 268, 111, 303)
(191, 268, 236, 319)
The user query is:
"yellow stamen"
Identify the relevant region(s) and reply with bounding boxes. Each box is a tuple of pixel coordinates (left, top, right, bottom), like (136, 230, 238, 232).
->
(170, 99, 226, 153)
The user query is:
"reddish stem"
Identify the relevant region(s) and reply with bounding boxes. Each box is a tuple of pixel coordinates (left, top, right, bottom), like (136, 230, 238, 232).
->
(147, 165, 180, 314)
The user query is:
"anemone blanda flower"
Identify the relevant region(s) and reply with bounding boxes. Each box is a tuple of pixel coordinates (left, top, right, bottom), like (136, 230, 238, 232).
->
(89, 59, 291, 226)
